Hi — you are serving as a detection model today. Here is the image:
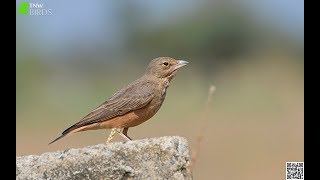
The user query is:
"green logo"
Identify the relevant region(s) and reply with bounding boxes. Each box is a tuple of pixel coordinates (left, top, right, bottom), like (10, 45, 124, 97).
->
(18, 2, 29, 15)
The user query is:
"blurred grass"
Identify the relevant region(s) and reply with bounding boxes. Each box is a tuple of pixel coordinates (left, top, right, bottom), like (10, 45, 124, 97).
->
(16, 53, 303, 180)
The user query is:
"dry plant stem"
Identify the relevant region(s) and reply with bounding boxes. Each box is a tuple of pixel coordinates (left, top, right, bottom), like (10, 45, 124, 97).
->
(106, 128, 132, 143)
(106, 128, 117, 143)
(191, 85, 216, 168)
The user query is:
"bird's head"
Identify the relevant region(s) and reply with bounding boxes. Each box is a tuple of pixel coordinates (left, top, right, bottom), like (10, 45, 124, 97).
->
(145, 57, 188, 80)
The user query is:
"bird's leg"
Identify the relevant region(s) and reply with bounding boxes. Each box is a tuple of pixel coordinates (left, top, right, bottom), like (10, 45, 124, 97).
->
(122, 127, 132, 140)
(117, 127, 132, 141)
(106, 128, 117, 144)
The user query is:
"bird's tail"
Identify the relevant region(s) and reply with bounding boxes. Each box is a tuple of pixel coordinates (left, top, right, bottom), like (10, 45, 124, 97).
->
(48, 123, 86, 145)
(48, 134, 67, 145)
(48, 125, 76, 145)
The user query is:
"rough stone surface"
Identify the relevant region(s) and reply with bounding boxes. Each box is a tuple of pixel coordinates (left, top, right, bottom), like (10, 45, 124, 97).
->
(16, 136, 192, 180)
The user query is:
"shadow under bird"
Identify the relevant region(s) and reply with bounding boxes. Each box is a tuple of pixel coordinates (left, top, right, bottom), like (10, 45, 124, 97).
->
(49, 57, 188, 144)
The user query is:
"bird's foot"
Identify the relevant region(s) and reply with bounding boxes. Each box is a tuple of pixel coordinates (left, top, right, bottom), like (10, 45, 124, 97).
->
(117, 127, 132, 141)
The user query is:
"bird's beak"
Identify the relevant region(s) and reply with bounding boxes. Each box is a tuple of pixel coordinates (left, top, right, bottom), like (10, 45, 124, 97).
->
(174, 60, 189, 69)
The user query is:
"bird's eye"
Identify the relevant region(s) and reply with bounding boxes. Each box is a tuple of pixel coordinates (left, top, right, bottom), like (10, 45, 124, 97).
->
(163, 62, 169, 66)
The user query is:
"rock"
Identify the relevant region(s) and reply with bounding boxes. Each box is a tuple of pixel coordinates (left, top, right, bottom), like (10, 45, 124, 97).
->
(16, 136, 192, 179)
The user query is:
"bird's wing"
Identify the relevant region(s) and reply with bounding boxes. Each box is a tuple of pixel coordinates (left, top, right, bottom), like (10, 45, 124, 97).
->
(61, 79, 154, 134)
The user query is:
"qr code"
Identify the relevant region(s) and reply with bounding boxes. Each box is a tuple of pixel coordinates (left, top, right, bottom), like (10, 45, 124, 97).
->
(286, 162, 304, 180)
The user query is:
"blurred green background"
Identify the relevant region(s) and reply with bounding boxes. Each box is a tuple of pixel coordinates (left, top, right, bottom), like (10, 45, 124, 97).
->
(16, 0, 303, 179)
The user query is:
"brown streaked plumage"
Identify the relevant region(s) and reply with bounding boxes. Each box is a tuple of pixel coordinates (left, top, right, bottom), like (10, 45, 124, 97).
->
(49, 57, 188, 144)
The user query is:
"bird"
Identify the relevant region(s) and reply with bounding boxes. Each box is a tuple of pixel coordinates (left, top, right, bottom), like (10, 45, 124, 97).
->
(49, 57, 188, 144)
